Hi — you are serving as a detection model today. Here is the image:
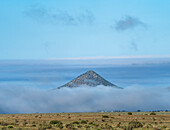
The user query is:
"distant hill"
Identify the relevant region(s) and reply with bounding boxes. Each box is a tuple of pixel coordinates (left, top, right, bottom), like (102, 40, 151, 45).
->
(57, 70, 122, 89)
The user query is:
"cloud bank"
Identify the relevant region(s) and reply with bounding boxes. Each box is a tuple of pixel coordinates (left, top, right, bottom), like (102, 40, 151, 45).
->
(0, 85, 169, 114)
(25, 4, 95, 26)
(115, 16, 146, 31)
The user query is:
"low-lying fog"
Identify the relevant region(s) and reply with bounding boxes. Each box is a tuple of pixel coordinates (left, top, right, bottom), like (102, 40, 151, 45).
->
(0, 85, 169, 114)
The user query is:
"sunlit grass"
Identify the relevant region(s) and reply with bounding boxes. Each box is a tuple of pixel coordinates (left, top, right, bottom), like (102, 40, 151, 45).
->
(0, 112, 170, 129)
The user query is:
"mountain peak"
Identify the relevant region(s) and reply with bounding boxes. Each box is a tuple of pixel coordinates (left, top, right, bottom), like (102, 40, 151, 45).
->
(57, 70, 122, 89)
(87, 70, 96, 73)
(83, 70, 99, 77)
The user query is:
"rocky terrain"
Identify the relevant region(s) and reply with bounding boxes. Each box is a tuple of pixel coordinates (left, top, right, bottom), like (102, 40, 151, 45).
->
(57, 70, 122, 89)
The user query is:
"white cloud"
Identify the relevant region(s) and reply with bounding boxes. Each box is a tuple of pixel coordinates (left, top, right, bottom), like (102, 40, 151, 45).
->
(0, 85, 169, 113)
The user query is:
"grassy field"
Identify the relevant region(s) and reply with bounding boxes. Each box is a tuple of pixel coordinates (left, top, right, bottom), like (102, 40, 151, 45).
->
(0, 112, 170, 129)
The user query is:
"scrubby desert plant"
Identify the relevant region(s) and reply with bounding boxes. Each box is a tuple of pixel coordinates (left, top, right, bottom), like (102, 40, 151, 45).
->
(102, 115, 109, 118)
(137, 110, 141, 112)
(56, 123, 63, 129)
(8, 125, 13, 128)
(150, 112, 156, 115)
(128, 120, 143, 128)
(81, 120, 87, 124)
(144, 123, 153, 128)
(116, 122, 121, 128)
(65, 123, 74, 129)
(32, 124, 36, 127)
(77, 125, 82, 128)
(161, 125, 167, 129)
(128, 112, 132, 115)
(72, 121, 79, 124)
(49, 120, 62, 125)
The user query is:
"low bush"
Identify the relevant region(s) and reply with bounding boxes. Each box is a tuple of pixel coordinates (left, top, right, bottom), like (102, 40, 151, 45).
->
(128, 112, 132, 115)
(56, 123, 63, 129)
(117, 122, 121, 128)
(32, 124, 36, 127)
(49, 120, 62, 125)
(102, 115, 109, 118)
(40, 124, 52, 129)
(72, 121, 79, 124)
(8, 125, 13, 128)
(145, 123, 153, 128)
(77, 125, 82, 128)
(45, 125, 52, 129)
(10, 123, 16, 125)
(81, 120, 87, 124)
(128, 120, 143, 128)
(137, 110, 141, 112)
(150, 112, 156, 115)
(65, 123, 74, 129)
(161, 125, 167, 129)
(84, 125, 90, 129)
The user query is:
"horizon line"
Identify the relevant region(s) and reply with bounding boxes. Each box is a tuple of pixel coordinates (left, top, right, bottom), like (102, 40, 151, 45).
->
(0, 55, 170, 61)
(48, 55, 170, 60)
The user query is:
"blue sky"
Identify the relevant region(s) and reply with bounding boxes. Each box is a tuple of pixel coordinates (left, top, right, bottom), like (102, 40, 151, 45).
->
(0, 0, 170, 59)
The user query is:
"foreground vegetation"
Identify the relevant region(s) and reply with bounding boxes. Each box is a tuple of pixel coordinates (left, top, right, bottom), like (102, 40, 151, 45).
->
(0, 112, 170, 129)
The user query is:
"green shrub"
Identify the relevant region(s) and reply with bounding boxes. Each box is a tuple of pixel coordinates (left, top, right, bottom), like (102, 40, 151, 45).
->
(49, 120, 62, 125)
(32, 124, 36, 127)
(38, 126, 47, 130)
(72, 121, 79, 124)
(105, 124, 113, 129)
(46, 124, 52, 129)
(23, 121, 28, 126)
(39, 124, 52, 129)
(89, 122, 93, 125)
(161, 125, 167, 129)
(65, 123, 74, 129)
(56, 123, 63, 129)
(102, 115, 109, 118)
(81, 120, 87, 124)
(150, 112, 156, 115)
(10, 123, 16, 125)
(137, 110, 141, 112)
(128, 120, 143, 128)
(49, 120, 63, 128)
(145, 123, 153, 128)
(77, 125, 82, 128)
(84, 125, 90, 129)
(89, 121, 99, 127)
(8, 125, 13, 128)
(128, 112, 132, 115)
(116, 122, 121, 128)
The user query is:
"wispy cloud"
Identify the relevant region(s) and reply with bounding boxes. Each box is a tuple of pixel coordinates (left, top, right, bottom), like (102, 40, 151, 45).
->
(24, 4, 95, 26)
(130, 42, 138, 51)
(114, 16, 146, 31)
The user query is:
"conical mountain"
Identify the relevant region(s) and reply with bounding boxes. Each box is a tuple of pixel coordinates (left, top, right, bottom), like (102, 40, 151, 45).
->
(57, 70, 122, 89)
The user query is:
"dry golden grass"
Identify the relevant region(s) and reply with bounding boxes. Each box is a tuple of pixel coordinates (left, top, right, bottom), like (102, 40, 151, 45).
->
(0, 112, 170, 129)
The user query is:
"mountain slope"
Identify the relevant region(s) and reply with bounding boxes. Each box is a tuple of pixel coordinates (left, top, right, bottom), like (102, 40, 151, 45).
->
(57, 70, 122, 89)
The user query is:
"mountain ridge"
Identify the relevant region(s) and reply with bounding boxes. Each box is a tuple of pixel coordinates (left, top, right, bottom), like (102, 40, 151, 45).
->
(57, 70, 122, 89)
